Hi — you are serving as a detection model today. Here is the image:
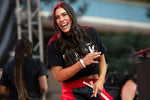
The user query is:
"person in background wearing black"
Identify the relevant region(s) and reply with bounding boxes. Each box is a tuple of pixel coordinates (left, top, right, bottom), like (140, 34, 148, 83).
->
(0, 38, 48, 100)
(121, 75, 138, 100)
(47, 2, 113, 100)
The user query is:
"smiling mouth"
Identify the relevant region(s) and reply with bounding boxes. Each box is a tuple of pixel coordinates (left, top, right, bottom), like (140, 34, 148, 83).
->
(61, 23, 69, 29)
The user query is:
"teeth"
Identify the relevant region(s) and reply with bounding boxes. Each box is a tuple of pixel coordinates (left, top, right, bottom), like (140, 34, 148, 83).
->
(61, 23, 67, 27)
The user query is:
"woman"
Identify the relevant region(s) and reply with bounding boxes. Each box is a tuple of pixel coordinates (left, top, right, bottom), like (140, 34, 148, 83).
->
(0, 38, 48, 100)
(47, 2, 112, 100)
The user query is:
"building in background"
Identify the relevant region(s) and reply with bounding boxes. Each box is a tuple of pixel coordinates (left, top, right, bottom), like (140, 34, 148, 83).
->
(41, 0, 150, 35)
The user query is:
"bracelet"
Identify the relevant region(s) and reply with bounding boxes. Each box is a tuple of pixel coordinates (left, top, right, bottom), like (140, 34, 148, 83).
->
(80, 59, 86, 68)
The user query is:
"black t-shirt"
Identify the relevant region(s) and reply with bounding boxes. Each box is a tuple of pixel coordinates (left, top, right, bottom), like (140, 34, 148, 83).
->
(47, 26, 107, 82)
(0, 57, 47, 100)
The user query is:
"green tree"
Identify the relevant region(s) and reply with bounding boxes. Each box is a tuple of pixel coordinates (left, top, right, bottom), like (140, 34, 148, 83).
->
(101, 32, 150, 75)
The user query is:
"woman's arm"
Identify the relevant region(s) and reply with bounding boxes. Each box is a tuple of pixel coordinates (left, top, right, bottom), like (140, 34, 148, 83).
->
(98, 54, 107, 84)
(91, 54, 107, 97)
(38, 75, 48, 97)
(51, 52, 101, 82)
(0, 85, 9, 97)
(51, 61, 82, 82)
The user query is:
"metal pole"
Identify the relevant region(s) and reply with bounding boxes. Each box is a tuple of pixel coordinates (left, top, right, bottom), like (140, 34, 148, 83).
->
(16, 0, 22, 39)
(37, 1, 45, 100)
(37, 0, 44, 62)
(27, 0, 32, 42)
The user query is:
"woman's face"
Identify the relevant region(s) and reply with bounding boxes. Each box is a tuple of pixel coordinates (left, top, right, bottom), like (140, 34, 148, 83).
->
(55, 7, 72, 35)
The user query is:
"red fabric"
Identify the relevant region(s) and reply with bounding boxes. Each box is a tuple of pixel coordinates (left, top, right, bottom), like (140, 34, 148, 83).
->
(100, 88, 114, 100)
(61, 79, 113, 100)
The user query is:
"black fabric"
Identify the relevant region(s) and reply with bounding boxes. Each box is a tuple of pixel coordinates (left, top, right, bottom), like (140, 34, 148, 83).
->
(0, 57, 47, 100)
(104, 73, 126, 100)
(83, 26, 107, 55)
(47, 34, 64, 67)
(72, 86, 101, 100)
(0, 0, 17, 68)
(47, 26, 107, 82)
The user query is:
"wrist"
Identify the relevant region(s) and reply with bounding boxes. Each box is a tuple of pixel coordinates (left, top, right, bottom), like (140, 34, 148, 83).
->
(98, 77, 105, 83)
(80, 59, 86, 68)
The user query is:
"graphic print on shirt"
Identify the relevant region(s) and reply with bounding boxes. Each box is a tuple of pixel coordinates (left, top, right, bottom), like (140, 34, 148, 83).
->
(63, 42, 96, 62)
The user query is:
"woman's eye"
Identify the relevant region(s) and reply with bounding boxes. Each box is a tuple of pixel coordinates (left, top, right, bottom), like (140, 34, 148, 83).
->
(55, 16, 59, 19)
(62, 13, 68, 16)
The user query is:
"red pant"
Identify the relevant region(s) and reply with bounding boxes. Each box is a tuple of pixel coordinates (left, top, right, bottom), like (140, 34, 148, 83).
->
(61, 79, 113, 100)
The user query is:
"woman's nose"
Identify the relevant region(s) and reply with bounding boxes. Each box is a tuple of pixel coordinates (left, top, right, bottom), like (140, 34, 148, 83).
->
(59, 16, 64, 22)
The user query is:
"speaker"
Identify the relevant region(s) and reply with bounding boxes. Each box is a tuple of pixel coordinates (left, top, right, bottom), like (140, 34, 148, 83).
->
(135, 61, 150, 100)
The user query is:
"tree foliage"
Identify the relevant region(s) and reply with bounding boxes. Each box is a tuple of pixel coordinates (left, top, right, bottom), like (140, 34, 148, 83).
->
(101, 32, 150, 75)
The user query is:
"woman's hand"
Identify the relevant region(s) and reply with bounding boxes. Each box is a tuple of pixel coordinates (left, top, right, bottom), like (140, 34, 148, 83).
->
(91, 78, 104, 97)
(82, 52, 101, 66)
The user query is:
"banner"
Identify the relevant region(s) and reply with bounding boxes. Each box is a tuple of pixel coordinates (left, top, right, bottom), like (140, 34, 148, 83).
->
(0, 0, 17, 68)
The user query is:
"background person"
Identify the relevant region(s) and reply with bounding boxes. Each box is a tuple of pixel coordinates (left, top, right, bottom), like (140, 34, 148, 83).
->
(0, 38, 48, 100)
(121, 75, 138, 100)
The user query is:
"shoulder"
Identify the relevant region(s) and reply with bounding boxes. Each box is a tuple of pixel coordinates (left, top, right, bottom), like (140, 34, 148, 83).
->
(82, 26, 99, 40)
(82, 25, 98, 36)
(47, 34, 61, 52)
(47, 34, 58, 46)
(26, 58, 46, 72)
(3, 59, 15, 70)
(25, 57, 43, 66)
(82, 25, 97, 32)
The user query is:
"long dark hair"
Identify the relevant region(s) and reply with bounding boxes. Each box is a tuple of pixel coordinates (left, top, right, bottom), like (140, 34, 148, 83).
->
(14, 38, 32, 100)
(53, 2, 93, 67)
